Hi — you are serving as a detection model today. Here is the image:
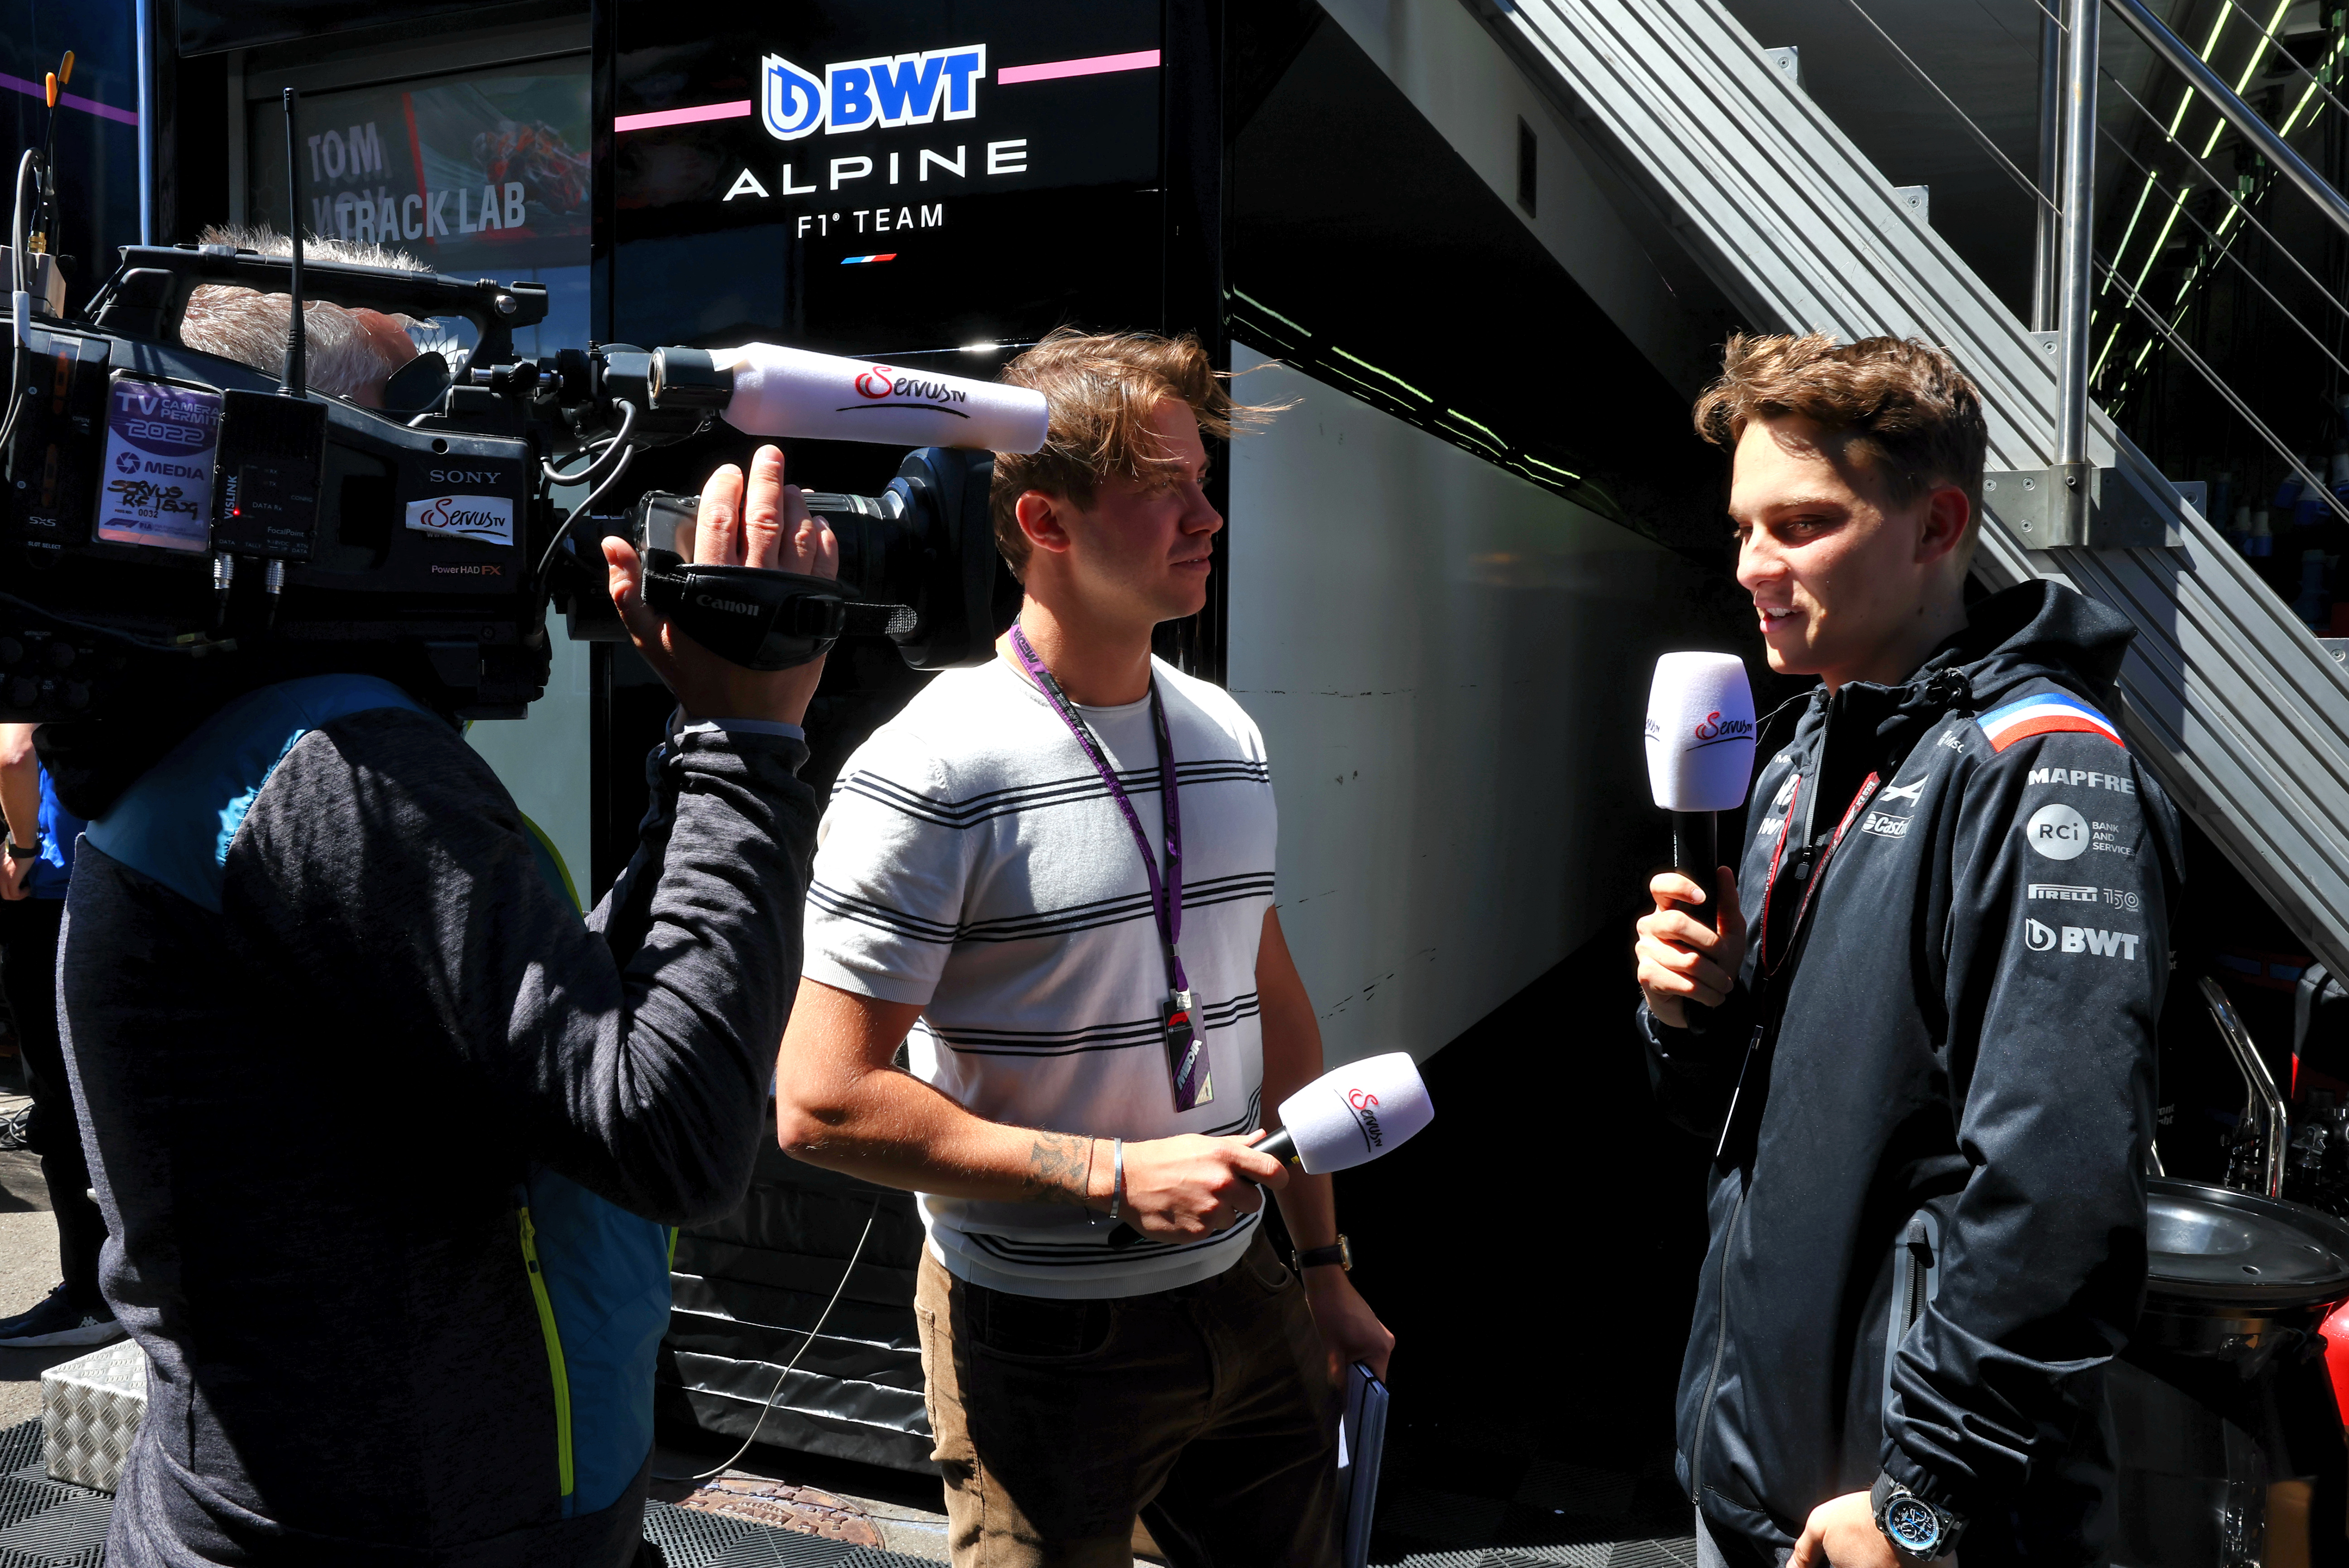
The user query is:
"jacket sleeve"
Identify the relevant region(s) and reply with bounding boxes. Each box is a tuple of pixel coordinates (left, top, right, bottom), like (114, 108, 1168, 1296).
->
(225, 707, 819, 1226)
(1638, 984, 1753, 1141)
(1881, 724, 2172, 1520)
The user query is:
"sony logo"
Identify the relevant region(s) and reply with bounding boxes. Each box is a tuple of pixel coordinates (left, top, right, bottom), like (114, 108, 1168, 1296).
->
(428, 468, 505, 486)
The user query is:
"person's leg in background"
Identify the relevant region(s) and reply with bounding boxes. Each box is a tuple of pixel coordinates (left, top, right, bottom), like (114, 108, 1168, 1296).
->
(0, 893, 118, 1346)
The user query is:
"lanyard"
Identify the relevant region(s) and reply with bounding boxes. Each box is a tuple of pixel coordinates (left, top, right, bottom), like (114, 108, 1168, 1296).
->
(1008, 625, 1212, 1111)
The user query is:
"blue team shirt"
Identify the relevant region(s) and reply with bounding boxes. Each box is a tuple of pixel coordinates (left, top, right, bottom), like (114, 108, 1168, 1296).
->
(32, 767, 82, 900)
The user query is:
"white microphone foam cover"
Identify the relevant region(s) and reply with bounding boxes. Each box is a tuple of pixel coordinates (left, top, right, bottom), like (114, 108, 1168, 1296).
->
(1645, 652, 1757, 812)
(1277, 1052, 1434, 1176)
(714, 343, 1051, 454)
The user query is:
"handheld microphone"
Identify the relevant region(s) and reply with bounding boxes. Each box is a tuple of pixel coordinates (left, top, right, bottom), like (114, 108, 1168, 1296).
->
(1106, 1053, 1433, 1249)
(1645, 653, 1757, 930)
(650, 343, 1050, 454)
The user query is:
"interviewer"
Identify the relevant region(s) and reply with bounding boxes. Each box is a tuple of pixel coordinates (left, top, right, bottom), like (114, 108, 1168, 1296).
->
(52, 447, 831, 1567)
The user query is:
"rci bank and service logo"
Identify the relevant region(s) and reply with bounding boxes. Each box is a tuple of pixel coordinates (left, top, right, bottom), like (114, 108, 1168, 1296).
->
(762, 45, 988, 141)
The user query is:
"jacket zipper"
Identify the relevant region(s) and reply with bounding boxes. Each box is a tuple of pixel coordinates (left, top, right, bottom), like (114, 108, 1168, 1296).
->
(516, 1201, 577, 1509)
(1689, 1181, 1751, 1506)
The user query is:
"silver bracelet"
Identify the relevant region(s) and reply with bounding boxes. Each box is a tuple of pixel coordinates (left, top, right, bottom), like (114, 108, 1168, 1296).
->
(1110, 1138, 1125, 1222)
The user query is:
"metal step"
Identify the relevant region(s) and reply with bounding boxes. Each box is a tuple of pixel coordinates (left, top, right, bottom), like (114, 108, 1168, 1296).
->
(1470, 0, 2349, 980)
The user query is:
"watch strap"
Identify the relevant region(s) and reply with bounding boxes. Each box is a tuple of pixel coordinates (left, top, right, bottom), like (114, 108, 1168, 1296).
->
(4, 836, 40, 860)
(1293, 1236, 1351, 1273)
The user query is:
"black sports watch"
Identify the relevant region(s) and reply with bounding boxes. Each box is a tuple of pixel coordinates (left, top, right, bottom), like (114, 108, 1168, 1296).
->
(1871, 1474, 1965, 1564)
(1293, 1235, 1351, 1273)
(4, 835, 40, 861)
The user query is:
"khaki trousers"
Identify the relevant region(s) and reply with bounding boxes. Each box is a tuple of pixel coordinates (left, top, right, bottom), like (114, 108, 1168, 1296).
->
(916, 1229, 1343, 1568)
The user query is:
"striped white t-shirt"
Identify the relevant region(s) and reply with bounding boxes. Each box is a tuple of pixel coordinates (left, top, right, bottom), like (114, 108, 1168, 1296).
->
(803, 653, 1277, 1299)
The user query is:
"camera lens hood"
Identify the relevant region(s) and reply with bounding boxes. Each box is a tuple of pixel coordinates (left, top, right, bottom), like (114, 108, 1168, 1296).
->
(638, 549, 913, 671)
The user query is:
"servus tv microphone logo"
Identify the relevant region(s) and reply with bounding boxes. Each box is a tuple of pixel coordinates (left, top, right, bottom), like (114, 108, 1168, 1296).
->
(762, 44, 988, 141)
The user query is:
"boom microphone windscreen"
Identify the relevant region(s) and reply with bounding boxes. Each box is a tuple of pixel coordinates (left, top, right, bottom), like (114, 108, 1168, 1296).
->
(697, 343, 1050, 454)
(1261, 1052, 1435, 1176)
(1645, 652, 1757, 812)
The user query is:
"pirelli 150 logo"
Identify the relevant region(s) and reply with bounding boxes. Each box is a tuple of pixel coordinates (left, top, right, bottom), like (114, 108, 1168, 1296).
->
(762, 45, 987, 141)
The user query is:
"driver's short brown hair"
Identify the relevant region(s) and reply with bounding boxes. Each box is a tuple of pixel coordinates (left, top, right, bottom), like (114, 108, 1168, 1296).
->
(989, 329, 1268, 579)
(1693, 332, 1988, 522)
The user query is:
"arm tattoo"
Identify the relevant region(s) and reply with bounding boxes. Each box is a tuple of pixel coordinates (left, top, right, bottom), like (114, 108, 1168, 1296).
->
(1020, 1131, 1096, 1207)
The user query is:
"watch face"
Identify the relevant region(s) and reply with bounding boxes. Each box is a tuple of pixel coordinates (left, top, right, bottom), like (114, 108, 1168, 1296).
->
(1884, 1496, 1941, 1553)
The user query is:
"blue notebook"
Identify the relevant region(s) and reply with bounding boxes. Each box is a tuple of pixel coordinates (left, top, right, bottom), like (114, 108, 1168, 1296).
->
(1336, 1361, 1389, 1568)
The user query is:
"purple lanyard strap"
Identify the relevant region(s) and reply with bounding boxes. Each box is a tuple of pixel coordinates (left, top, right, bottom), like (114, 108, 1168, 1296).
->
(1008, 625, 1211, 1110)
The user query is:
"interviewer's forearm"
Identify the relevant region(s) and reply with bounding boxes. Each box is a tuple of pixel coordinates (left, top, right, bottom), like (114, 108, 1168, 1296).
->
(781, 1069, 1110, 1208)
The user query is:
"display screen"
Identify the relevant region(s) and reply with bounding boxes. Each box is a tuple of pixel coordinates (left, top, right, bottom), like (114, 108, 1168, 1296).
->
(607, 0, 1164, 358)
(250, 59, 592, 271)
(96, 376, 220, 553)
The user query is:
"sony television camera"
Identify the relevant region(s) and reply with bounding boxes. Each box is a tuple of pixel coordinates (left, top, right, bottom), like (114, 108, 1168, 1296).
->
(1, 147, 1040, 724)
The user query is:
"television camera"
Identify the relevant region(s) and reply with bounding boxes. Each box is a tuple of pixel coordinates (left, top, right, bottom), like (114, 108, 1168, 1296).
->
(0, 107, 1041, 725)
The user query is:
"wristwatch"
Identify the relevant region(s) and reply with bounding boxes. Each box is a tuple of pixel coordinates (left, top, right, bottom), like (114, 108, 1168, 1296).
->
(5, 835, 40, 861)
(1871, 1474, 1965, 1564)
(1293, 1235, 1351, 1273)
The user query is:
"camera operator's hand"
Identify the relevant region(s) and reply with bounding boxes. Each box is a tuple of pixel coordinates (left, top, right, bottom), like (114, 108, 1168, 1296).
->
(603, 445, 839, 727)
(1113, 1133, 1288, 1242)
(1635, 866, 1745, 1029)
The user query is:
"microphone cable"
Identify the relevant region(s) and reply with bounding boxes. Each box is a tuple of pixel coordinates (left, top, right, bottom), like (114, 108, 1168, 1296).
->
(653, 1195, 880, 1485)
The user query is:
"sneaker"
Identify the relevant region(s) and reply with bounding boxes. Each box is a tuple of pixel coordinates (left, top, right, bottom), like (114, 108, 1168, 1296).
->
(0, 1283, 125, 1348)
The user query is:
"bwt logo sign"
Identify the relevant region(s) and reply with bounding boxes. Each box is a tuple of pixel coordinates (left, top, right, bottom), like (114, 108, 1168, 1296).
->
(763, 45, 988, 142)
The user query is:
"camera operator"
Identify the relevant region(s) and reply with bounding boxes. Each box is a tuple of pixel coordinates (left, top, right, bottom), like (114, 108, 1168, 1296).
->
(1634, 334, 2179, 1568)
(50, 434, 834, 1566)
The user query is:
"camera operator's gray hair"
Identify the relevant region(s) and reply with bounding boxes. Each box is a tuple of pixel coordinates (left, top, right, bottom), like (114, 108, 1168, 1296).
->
(178, 225, 428, 404)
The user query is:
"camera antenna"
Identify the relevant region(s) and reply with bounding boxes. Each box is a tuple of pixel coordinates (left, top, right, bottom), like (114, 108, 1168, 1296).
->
(280, 88, 306, 399)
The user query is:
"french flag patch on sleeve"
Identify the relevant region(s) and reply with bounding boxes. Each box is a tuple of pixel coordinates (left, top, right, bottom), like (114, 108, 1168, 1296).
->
(1978, 691, 2125, 753)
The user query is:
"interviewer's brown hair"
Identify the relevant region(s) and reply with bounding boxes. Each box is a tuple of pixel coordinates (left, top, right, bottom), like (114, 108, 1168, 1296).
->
(1693, 333, 1989, 523)
(989, 328, 1273, 578)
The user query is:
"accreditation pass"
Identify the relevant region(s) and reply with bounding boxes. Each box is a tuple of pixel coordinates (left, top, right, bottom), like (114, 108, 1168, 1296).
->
(96, 376, 220, 553)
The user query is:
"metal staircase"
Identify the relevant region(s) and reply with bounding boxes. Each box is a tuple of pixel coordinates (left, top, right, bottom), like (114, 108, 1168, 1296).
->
(1468, 0, 2349, 981)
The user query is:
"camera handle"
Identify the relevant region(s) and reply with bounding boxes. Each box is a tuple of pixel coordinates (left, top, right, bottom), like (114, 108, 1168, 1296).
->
(638, 550, 913, 671)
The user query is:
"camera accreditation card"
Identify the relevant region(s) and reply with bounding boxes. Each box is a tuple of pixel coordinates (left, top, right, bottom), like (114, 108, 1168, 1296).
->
(97, 377, 220, 552)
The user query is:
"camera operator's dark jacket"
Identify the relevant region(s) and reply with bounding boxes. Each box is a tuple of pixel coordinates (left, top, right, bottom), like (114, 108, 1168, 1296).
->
(54, 675, 814, 1568)
(1639, 581, 2180, 1564)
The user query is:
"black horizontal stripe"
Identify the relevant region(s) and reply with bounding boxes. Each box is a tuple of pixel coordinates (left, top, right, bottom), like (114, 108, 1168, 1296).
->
(835, 758, 1271, 830)
(933, 993, 1261, 1058)
(1198, 1087, 1266, 1139)
(965, 1210, 1259, 1267)
(960, 872, 1275, 945)
(806, 883, 959, 945)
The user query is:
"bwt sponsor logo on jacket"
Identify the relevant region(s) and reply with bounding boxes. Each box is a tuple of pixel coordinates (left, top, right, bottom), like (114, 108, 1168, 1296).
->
(763, 45, 987, 141)
(2024, 919, 2141, 960)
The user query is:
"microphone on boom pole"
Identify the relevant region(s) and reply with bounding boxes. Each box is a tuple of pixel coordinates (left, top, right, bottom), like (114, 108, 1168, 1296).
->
(1645, 653, 1758, 930)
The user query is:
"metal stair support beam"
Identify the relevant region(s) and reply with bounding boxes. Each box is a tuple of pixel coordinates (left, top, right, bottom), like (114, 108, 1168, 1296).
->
(2054, 0, 2100, 541)
(1465, 0, 2349, 983)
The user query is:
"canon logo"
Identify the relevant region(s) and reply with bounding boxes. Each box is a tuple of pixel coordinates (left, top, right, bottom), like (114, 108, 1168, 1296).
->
(428, 468, 504, 486)
(693, 593, 762, 617)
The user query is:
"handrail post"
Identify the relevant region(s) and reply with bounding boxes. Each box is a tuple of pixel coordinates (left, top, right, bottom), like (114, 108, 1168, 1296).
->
(2054, 0, 2099, 536)
(2032, 0, 2065, 332)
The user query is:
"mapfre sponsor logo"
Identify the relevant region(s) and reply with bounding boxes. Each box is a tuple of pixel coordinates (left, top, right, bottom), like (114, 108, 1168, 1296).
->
(762, 44, 986, 141)
(1860, 811, 1909, 838)
(2028, 766, 2136, 795)
(2024, 919, 2142, 960)
(405, 494, 514, 546)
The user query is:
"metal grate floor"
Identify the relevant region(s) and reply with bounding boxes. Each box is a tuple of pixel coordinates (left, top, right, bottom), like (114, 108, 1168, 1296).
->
(0, 1423, 943, 1568)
